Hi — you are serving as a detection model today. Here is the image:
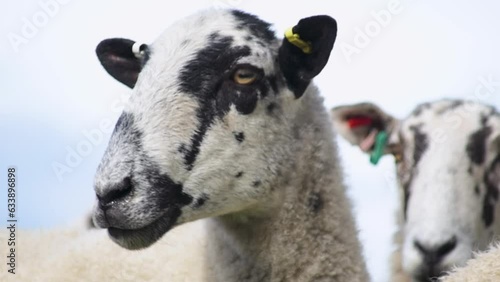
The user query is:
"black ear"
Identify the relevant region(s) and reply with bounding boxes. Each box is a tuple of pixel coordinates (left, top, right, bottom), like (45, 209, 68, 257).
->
(96, 38, 148, 88)
(279, 15, 337, 98)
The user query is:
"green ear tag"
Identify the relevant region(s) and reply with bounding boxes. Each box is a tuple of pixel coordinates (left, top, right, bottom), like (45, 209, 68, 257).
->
(370, 131, 388, 165)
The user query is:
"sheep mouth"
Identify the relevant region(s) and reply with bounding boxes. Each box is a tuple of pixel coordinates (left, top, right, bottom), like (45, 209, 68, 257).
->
(107, 207, 181, 250)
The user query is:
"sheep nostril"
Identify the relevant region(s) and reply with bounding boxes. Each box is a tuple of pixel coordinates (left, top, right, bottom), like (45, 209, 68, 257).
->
(414, 236, 457, 265)
(97, 177, 133, 209)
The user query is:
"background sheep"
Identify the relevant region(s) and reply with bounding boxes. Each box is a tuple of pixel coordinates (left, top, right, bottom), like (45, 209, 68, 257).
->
(0, 9, 368, 282)
(331, 100, 500, 281)
(441, 243, 500, 281)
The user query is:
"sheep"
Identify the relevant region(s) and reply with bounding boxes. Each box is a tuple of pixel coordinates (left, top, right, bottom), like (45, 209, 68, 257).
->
(331, 100, 500, 282)
(0, 9, 370, 281)
(440, 243, 500, 281)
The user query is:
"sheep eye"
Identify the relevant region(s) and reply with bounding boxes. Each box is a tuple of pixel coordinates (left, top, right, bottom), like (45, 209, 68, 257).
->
(233, 68, 259, 85)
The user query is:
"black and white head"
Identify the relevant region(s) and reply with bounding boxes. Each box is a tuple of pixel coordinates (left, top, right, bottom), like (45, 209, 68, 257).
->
(92, 9, 337, 250)
(331, 100, 500, 281)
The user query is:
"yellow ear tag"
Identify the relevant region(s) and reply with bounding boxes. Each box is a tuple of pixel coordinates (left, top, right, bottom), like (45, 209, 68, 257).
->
(285, 27, 312, 54)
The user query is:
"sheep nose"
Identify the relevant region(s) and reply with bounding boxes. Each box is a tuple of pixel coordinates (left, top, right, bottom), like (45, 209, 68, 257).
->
(414, 236, 457, 266)
(96, 177, 133, 210)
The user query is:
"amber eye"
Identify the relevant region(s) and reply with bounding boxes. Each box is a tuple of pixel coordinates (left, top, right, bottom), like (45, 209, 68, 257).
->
(233, 68, 258, 85)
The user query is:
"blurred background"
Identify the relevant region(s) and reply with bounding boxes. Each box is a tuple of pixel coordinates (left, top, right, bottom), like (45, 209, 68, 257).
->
(1, 1, 499, 281)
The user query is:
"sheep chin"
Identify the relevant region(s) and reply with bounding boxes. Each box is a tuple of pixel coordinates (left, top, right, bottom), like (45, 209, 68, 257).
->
(107, 208, 179, 250)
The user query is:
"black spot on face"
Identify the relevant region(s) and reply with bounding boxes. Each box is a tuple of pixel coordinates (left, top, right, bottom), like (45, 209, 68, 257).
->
(466, 126, 492, 165)
(231, 10, 276, 44)
(449, 100, 464, 110)
(255, 41, 266, 48)
(308, 192, 323, 214)
(411, 102, 431, 117)
(403, 181, 411, 220)
(234, 131, 245, 143)
(481, 114, 489, 126)
(436, 100, 463, 115)
(447, 100, 463, 112)
(488, 106, 499, 117)
(252, 180, 261, 187)
(235, 171, 244, 178)
(193, 193, 209, 209)
(178, 144, 188, 154)
(147, 169, 193, 210)
(409, 124, 428, 166)
(267, 75, 278, 93)
(468, 165, 473, 175)
(475, 185, 480, 196)
(267, 103, 277, 114)
(483, 155, 500, 227)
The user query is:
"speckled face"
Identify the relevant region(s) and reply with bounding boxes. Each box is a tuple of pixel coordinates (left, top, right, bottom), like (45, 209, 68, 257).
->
(395, 101, 500, 279)
(332, 100, 500, 280)
(91, 10, 338, 250)
(91, 10, 296, 250)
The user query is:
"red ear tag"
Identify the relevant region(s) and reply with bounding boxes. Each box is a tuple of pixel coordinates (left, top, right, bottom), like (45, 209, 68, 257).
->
(347, 117, 373, 128)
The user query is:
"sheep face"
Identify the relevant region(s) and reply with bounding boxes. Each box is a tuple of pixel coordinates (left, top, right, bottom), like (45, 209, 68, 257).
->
(332, 100, 500, 281)
(92, 10, 337, 250)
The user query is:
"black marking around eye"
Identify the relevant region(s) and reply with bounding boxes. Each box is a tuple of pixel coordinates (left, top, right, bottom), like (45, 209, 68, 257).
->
(466, 126, 492, 165)
(409, 124, 428, 166)
(252, 180, 261, 187)
(475, 185, 480, 196)
(219, 83, 261, 115)
(235, 171, 244, 178)
(234, 132, 245, 143)
(178, 34, 251, 170)
(231, 10, 276, 44)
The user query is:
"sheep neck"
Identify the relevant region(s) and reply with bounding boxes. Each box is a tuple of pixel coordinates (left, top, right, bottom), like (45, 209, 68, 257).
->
(204, 91, 369, 281)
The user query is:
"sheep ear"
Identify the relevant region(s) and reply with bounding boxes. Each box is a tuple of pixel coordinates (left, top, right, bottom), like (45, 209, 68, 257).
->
(96, 38, 148, 88)
(331, 103, 400, 156)
(278, 15, 337, 98)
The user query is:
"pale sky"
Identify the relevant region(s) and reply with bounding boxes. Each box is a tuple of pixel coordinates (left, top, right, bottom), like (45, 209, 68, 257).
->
(1, 1, 500, 281)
